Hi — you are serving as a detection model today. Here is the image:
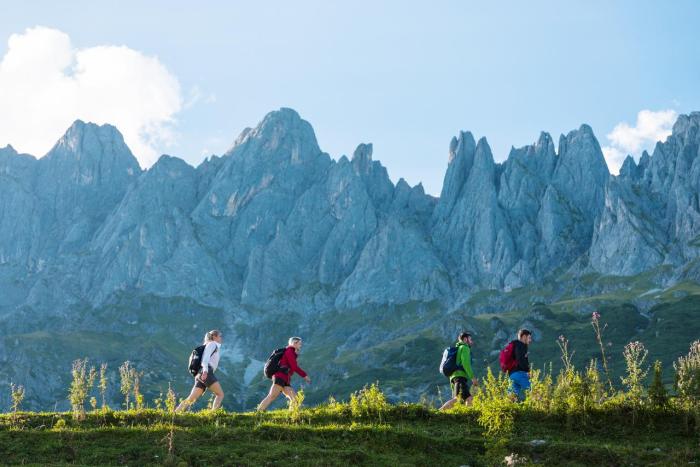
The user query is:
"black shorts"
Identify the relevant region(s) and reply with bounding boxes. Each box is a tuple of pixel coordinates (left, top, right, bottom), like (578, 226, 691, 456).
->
(272, 376, 290, 387)
(194, 366, 218, 390)
(451, 377, 471, 401)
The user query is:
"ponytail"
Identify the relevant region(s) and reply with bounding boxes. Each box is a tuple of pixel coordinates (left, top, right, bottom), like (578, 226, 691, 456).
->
(203, 329, 222, 344)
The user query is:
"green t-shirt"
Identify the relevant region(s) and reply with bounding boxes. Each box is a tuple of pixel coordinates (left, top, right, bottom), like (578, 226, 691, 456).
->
(450, 341, 474, 380)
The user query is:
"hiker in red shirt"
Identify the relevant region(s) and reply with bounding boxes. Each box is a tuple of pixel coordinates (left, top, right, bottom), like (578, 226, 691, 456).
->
(257, 337, 311, 411)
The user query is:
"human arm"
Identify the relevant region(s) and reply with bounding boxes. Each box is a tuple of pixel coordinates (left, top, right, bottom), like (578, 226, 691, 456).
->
(285, 348, 307, 378)
(459, 345, 475, 380)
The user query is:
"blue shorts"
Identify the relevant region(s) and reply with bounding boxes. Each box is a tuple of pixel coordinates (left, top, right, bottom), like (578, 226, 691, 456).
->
(508, 371, 530, 401)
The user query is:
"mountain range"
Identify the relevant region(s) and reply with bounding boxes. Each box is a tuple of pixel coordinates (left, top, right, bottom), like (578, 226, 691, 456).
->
(1, 109, 699, 410)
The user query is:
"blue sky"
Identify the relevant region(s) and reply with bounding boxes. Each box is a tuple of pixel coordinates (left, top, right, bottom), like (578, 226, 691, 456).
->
(1, 1, 699, 194)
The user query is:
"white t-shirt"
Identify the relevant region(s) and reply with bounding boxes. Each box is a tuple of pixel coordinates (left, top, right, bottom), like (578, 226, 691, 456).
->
(200, 341, 221, 373)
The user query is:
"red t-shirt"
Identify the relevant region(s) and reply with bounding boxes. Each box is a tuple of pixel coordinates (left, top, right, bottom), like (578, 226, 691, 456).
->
(273, 346, 307, 383)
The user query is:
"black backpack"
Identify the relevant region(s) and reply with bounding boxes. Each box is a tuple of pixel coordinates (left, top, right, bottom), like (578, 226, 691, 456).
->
(439, 346, 464, 377)
(188, 344, 217, 377)
(263, 348, 288, 379)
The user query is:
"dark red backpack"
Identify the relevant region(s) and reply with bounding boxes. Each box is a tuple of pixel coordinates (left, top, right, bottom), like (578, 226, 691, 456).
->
(499, 340, 518, 372)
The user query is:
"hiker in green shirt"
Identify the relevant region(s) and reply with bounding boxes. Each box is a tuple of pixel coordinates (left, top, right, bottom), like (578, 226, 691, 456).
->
(440, 332, 479, 410)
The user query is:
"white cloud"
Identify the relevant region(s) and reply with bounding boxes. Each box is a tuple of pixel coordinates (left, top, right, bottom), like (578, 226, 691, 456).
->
(0, 26, 183, 167)
(601, 145, 626, 174)
(603, 109, 677, 174)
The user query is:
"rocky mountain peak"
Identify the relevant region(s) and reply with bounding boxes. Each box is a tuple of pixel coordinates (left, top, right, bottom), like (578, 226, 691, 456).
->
(639, 150, 651, 171)
(228, 108, 321, 163)
(536, 131, 554, 152)
(351, 143, 373, 172)
(42, 119, 141, 178)
(619, 155, 638, 179)
(148, 154, 195, 180)
(448, 130, 476, 165)
(474, 136, 494, 162)
(671, 111, 700, 141)
(0, 144, 17, 156)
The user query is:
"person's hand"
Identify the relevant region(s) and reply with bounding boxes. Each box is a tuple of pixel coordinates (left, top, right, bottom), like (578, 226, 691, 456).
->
(200, 372, 208, 382)
(304, 376, 311, 384)
(472, 378, 479, 387)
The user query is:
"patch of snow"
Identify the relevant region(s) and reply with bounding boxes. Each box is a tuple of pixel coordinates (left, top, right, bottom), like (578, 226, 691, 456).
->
(640, 288, 662, 297)
(225, 193, 238, 216)
(244, 358, 264, 385)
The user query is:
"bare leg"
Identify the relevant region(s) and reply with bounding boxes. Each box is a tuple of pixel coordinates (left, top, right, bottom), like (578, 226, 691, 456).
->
(176, 386, 204, 412)
(281, 386, 297, 406)
(208, 382, 224, 409)
(439, 397, 457, 411)
(257, 384, 283, 411)
(440, 394, 473, 410)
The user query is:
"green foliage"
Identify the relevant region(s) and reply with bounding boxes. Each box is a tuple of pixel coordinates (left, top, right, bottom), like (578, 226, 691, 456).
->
(473, 367, 515, 438)
(98, 363, 108, 409)
(133, 369, 144, 410)
(1, 403, 699, 466)
(287, 389, 305, 424)
(621, 341, 649, 406)
(523, 366, 553, 411)
(10, 382, 24, 414)
(118, 361, 134, 409)
(648, 360, 669, 409)
(585, 359, 606, 405)
(349, 383, 389, 422)
(69, 358, 96, 420)
(165, 384, 177, 414)
(118, 361, 143, 410)
(674, 340, 700, 406)
(52, 417, 67, 431)
(591, 311, 614, 392)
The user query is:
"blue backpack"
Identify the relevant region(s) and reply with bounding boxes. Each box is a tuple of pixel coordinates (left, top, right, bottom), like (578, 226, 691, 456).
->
(439, 346, 464, 377)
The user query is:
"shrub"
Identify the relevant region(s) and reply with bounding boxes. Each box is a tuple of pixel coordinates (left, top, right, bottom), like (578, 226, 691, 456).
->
(119, 361, 134, 409)
(585, 359, 606, 405)
(647, 360, 668, 410)
(551, 365, 574, 413)
(349, 383, 389, 422)
(621, 341, 649, 407)
(118, 361, 143, 410)
(165, 383, 177, 414)
(69, 358, 96, 420)
(164, 383, 177, 463)
(674, 340, 700, 407)
(473, 367, 515, 438)
(98, 363, 108, 410)
(10, 382, 25, 414)
(591, 311, 614, 392)
(288, 389, 305, 424)
(133, 369, 144, 410)
(524, 365, 553, 411)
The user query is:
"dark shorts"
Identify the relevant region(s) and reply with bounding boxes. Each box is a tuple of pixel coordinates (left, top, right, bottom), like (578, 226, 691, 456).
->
(272, 375, 290, 387)
(194, 366, 218, 390)
(451, 377, 471, 401)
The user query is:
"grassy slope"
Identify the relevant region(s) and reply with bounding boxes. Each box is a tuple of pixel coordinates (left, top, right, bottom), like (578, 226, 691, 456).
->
(3, 277, 699, 412)
(1, 406, 699, 467)
(261, 287, 700, 410)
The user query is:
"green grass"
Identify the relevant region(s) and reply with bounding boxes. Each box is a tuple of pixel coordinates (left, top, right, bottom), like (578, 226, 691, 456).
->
(1, 405, 697, 466)
(4, 276, 700, 413)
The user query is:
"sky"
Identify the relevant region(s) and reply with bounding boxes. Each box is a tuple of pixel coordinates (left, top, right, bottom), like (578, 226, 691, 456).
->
(1, 1, 699, 195)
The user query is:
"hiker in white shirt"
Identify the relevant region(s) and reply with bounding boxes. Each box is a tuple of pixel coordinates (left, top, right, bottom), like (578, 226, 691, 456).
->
(176, 330, 225, 411)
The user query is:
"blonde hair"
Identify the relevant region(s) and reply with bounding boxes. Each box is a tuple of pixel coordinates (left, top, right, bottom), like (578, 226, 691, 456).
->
(204, 329, 222, 344)
(288, 336, 302, 346)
